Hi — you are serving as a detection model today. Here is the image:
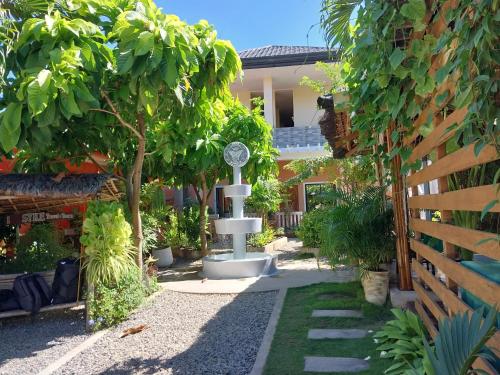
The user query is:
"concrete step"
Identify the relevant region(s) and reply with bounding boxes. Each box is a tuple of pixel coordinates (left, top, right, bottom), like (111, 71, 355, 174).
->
(304, 356, 369, 373)
(307, 328, 368, 340)
(312, 309, 363, 318)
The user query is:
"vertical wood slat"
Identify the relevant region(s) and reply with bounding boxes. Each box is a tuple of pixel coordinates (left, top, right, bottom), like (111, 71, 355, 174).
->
(436, 143, 457, 295)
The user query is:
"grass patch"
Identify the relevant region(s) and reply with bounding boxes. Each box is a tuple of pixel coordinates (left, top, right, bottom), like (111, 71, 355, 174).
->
(264, 282, 392, 375)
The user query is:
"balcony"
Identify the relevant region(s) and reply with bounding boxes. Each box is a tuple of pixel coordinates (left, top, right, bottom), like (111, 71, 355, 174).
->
(272, 127, 327, 153)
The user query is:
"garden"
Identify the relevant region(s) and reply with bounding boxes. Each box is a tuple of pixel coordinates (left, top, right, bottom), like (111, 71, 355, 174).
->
(0, 0, 499, 374)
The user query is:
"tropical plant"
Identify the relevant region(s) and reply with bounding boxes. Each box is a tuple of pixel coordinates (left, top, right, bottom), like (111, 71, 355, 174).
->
(424, 307, 497, 375)
(320, 0, 361, 54)
(319, 187, 395, 275)
(87, 265, 145, 331)
(247, 224, 277, 248)
(375, 308, 430, 374)
(300, 61, 346, 95)
(296, 208, 330, 248)
(285, 154, 377, 191)
(245, 176, 282, 227)
(80, 201, 135, 286)
(0, 223, 73, 273)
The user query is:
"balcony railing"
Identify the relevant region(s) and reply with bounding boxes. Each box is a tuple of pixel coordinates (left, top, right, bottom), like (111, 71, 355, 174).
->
(272, 127, 327, 150)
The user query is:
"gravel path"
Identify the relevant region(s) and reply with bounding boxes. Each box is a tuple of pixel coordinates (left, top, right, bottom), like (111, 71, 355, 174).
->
(55, 289, 277, 375)
(0, 308, 89, 375)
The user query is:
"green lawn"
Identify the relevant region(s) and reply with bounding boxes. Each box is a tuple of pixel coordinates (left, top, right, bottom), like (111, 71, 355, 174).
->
(264, 282, 393, 375)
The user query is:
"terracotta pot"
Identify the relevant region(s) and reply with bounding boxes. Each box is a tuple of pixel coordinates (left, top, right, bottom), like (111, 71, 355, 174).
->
(361, 270, 389, 306)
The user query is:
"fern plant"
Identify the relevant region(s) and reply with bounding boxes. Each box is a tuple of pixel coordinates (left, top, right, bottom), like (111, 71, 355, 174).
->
(80, 201, 136, 286)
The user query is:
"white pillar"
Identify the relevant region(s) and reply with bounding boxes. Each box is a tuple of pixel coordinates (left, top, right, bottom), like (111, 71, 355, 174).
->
(263, 77, 275, 127)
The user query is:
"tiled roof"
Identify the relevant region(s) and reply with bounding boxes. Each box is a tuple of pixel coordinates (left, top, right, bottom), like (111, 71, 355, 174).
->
(239, 45, 330, 59)
(273, 127, 327, 150)
(238, 45, 336, 69)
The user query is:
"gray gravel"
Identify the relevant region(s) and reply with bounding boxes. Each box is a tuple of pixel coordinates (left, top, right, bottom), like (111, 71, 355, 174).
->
(0, 308, 89, 375)
(55, 289, 277, 375)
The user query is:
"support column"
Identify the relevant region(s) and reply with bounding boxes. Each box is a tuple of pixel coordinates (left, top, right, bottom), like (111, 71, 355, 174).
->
(263, 77, 275, 127)
(387, 124, 412, 291)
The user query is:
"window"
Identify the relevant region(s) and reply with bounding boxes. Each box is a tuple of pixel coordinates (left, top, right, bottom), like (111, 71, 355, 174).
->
(304, 183, 335, 211)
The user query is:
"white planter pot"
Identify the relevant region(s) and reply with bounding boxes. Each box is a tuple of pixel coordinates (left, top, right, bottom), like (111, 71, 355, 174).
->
(361, 270, 389, 306)
(152, 247, 173, 268)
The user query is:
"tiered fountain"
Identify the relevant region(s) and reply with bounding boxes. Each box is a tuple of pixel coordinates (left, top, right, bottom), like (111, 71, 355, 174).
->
(202, 142, 278, 279)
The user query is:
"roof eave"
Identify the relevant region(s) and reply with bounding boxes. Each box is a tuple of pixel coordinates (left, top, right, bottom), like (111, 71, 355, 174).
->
(241, 52, 337, 70)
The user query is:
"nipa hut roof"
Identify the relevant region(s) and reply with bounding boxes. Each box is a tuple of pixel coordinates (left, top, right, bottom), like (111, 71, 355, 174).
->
(0, 174, 122, 214)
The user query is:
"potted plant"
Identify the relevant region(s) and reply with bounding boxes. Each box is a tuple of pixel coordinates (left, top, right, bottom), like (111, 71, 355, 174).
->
(142, 213, 173, 268)
(320, 187, 395, 305)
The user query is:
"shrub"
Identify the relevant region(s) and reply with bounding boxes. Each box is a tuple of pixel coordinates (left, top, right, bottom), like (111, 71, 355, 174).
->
(296, 208, 329, 248)
(245, 176, 282, 225)
(80, 201, 135, 286)
(248, 225, 277, 247)
(87, 266, 145, 330)
(374, 309, 429, 374)
(0, 223, 73, 273)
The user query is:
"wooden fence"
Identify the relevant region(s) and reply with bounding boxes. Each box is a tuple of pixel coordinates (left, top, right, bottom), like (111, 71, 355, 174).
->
(400, 1, 500, 373)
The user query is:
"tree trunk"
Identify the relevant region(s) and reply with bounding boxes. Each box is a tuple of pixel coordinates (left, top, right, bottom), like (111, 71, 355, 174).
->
(129, 114, 146, 268)
(194, 174, 209, 257)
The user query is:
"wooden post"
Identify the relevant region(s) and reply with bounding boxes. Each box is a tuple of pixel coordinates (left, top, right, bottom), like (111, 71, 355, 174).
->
(387, 125, 413, 291)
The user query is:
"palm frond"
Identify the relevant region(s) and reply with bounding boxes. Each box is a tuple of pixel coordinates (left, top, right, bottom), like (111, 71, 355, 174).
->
(320, 0, 361, 51)
(424, 307, 497, 375)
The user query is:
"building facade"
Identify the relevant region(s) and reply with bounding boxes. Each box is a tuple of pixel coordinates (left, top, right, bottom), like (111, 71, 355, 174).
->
(215, 45, 341, 215)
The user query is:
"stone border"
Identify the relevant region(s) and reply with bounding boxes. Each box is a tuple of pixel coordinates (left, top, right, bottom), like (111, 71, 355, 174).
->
(249, 288, 287, 375)
(38, 329, 108, 375)
(248, 236, 288, 253)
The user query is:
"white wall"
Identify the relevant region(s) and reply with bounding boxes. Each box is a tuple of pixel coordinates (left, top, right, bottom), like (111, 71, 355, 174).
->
(292, 86, 324, 127)
(235, 91, 251, 109)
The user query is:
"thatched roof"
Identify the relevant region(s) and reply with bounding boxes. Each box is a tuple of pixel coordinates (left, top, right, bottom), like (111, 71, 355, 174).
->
(0, 174, 122, 214)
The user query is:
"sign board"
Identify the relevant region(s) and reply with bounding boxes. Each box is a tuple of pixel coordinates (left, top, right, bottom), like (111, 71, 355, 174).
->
(5, 212, 74, 225)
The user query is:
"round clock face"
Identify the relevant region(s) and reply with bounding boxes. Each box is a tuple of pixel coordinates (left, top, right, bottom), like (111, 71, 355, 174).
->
(223, 142, 250, 167)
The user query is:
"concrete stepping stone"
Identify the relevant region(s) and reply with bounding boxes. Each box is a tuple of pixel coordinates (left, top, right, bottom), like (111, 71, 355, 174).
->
(312, 309, 363, 318)
(304, 356, 369, 372)
(317, 293, 351, 300)
(308, 328, 368, 339)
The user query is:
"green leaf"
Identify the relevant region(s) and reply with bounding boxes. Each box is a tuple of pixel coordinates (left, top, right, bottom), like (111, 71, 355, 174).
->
(117, 50, 134, 74)
(435, 90, 449, 107)
(0, 122, 21, 152)
(27, 79, 49, 116)
(37, 69, 52, 91)
(139, 82, 158, 116)
(163, 57, 178, 88)
(480, 199, 498, 221)
(415, 76, 435, 96)
(389, 48, 406, 70)
(213, 41, 227, 72)
(453, 85, 473, 109)
(60, 88, 82, 118)
(134, 31, 154, 56)
(2, 102, 23, 133)
(400, 0, 426, 21)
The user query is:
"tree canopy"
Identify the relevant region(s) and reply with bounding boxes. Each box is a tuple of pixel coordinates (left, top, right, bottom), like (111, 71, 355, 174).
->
(2, 0, 242, 265)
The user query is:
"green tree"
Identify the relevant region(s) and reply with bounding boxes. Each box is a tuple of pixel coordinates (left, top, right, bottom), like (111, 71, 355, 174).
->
(2, 0, 241, 266)
(149, 100, 278, 255)
(245, 176, 282, 227)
